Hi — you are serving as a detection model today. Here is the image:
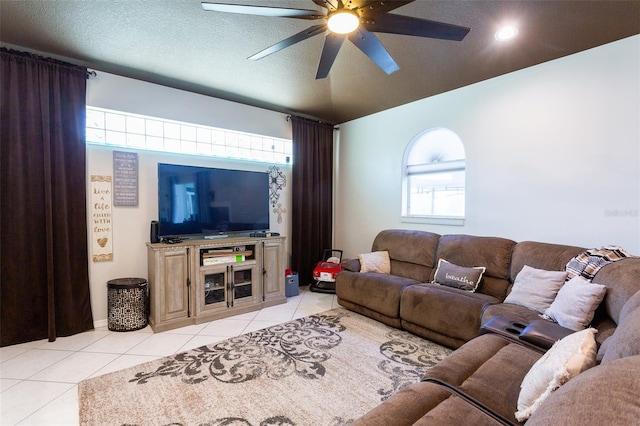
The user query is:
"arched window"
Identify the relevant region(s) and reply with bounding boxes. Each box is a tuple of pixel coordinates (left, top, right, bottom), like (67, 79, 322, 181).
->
(402, 128, 465, 224)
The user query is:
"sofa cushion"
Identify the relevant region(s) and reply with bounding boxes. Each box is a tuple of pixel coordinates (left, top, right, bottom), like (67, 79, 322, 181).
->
(432, 258, 485, 292)
(435, 234, 515, 300)
(526, 355, 640, 426)
(358, 251, 391, 274)
(591, 257, 640, 324)
(400, 284, 499, 347)
(371, 229, 440, 282)
(600, 289, 640, 364)
(503, 265, 567, 314)
(544, 276, 606, 331)
(423, 334, 514, 386)
(423, 333, 541, 424)
(412, 392, 508, 426)
(515, 327, 597, 422)
(336, 270, 421, 321)
(351, 381, 454, 426)
(509, 241, 584, 283)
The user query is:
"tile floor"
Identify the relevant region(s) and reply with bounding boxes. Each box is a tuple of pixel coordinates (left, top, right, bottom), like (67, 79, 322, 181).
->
(0, 286, 338, 425)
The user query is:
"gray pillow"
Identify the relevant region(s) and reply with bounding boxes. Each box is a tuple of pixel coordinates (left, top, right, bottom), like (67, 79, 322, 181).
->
(432, 258, 486, 292)
(504, 265, 567, 314)
(544, 276, 606, 331)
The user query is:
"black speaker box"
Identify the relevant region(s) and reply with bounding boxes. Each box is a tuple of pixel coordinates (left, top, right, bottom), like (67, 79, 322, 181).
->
(150, 220, 159, 243)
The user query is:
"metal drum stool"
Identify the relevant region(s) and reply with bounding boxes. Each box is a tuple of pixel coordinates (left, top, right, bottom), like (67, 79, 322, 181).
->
(107, 278, 149, 331)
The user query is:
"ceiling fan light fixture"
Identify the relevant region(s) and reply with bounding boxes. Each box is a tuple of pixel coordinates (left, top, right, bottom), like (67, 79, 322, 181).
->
(327, 10, 359, 34)
(495, 25, 518, 41)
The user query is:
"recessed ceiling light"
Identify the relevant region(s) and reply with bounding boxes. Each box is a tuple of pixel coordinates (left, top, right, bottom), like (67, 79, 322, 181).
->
(327, 10, 359, 34)
(495, 25, 518, 41)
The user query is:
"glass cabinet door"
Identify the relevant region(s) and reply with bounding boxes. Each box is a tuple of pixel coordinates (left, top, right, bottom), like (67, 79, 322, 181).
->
(233, 267, 253, 301)
(203, 270, 226, 308)
(200, 264, 257, 312)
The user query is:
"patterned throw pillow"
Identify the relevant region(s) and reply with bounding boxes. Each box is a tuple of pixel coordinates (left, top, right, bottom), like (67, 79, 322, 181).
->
(432, 258, 486, 292)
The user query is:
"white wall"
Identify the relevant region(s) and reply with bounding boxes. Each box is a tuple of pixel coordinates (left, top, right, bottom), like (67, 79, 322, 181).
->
(87, 72, 292, 140)
(335, 36, 640, 259)
(86, 73, 292, 326)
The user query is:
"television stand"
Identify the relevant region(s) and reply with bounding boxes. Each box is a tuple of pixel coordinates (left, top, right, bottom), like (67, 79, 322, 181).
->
(204, 234, 229, 239)
(147, 235, 286, 332)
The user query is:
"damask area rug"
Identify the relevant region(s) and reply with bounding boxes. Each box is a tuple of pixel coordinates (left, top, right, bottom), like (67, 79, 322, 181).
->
(79, 308, 452, 426)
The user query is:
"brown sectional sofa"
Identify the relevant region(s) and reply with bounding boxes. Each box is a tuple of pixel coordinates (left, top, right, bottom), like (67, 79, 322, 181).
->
(336, 229, 640, 425)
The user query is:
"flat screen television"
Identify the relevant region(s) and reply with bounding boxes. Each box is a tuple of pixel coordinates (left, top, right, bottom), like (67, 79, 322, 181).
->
(157, 163, 270, 238)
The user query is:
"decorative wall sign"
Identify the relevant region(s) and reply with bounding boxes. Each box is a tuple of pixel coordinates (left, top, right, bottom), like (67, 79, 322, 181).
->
(113, 151, 138, 206)
(268, 165, 286, 207)
(91, 175, 113, 262)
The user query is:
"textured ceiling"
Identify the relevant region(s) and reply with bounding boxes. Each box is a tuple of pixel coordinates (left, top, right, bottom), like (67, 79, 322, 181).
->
(1, 0, 639, 124)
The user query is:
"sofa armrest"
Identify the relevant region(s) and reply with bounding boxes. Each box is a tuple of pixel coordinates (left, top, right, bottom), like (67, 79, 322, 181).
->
(518, 319, 575, 350)
(341, 258, 361, 272)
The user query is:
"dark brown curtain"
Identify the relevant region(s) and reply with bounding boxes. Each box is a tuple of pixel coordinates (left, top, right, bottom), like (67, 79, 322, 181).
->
(1, 48, 94, 346)
(290, 115, 334, 285)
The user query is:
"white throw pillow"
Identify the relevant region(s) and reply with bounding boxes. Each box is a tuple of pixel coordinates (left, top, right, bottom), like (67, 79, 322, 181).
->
(358, 251, 391, 274)
(544, 276, 606, 331)
(504, 266, 568, 314)
(515, 327, 597, 422)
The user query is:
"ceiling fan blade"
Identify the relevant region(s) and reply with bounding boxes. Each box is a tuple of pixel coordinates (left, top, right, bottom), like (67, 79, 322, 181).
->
(312, 0, 333, 11)
(249, 24, 328, 60)
(363, 13, 470, 41)
(202, 2, 325, 19)
(316, 33, 347, 79)
(355, 0, 414, 18)
(348, 28, 399, 75)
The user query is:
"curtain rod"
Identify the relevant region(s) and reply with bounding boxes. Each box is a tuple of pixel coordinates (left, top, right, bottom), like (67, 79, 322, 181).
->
(286, 114, 339, 130)
(86, 70, 97, 78)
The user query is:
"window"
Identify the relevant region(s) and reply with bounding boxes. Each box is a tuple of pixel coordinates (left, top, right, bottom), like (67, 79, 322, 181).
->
(402, 128, 465, 224)
(86, 107, 292, 165)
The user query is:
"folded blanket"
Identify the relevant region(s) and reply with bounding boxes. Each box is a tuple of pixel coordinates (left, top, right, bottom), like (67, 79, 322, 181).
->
(565, 246, 635, 281)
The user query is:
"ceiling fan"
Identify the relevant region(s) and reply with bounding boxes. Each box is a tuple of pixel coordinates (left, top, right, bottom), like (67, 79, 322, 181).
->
(201, 0, 470, 79)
